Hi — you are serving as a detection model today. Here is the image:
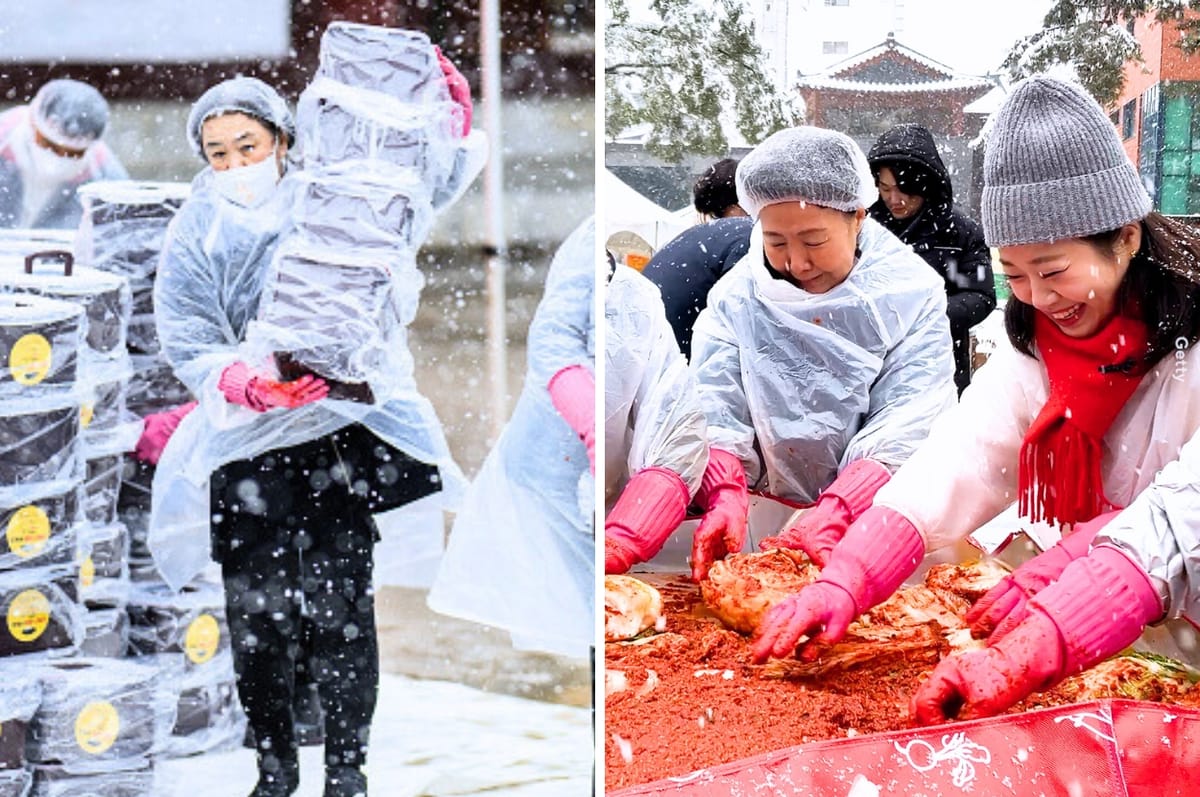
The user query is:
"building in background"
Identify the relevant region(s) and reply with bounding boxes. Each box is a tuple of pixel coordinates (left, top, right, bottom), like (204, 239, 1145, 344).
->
(1113, 11, 1200, 216)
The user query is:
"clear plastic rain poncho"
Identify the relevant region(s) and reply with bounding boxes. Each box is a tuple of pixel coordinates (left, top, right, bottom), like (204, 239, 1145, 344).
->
(427, 217, 596, 660)
(604, 263, 707, 504)
(691, 217, 957, 503)
(147, 172, 466, 592)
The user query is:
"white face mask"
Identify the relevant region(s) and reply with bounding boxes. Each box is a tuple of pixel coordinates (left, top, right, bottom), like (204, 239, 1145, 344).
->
(211, 152, 281, 208)
(28, 140, 88, 182)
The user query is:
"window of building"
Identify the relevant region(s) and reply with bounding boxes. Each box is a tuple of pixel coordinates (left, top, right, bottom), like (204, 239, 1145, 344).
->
(822, 40, 849, 54)
(1123, 98, 1137, 140)
(1111, 111, 1120, 127)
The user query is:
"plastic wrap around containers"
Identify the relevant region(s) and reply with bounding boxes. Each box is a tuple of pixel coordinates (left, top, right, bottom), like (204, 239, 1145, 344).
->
(125, 583, 228, 672)
(28, 656, 178, 766)
(0, 294, 84, 402)
(83, 452, 124, 529)
(250, 239, 407, 396)
(297, 76, 461, 187)
(2, 252, 132, 369)
(0, 392, 83, 508)
(0, 566, 82, 659)
(167, 649, 245, 758)
(0, 666, 43, 771)
(290, 161, 435, 251)
(318, 22, 452, 105)
(30, 758, 154, 797)
(124, 352, 190, 419)
(0, 768, 30, 797)
(79, 607, 129, 659)
(0, 481, 84, 571)
(77, 523, 130, 611)
(0, 229, 74, 256)
(74, 182, 190, 356)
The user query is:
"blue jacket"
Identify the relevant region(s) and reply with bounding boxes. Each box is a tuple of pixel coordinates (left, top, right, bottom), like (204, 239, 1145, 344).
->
(641, 216, 753, 359)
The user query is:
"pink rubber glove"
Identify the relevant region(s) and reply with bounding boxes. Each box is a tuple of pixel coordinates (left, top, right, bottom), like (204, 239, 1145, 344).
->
(547, 364, 595, 475)
(911, 546, 1163, 724)
(605, 467, 691, 574)
(967, 510, 1121, 639)
(759, 459, 891, 566)
(434, 45, 472, 136)
(218, 362, 328, 413)
(134, 401, 197, 465)
(689, 448, 749, 582)
(752, 505, 924, 663)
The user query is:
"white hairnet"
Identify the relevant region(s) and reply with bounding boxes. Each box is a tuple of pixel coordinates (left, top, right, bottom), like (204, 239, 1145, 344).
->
(30, 79, 110, 150)
(735, 126, 877, 218)
(186, 77, 296, 160)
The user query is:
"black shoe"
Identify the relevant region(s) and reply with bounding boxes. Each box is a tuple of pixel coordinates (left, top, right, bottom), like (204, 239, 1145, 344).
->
(250, 756, 299, 797)
(324, 766, 367, 797)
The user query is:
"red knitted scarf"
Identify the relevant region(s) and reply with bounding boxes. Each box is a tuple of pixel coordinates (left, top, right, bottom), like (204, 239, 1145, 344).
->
(1018, 311, 1149, 527)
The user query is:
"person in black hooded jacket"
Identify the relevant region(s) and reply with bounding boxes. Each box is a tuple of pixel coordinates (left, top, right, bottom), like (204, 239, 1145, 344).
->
(867, 124, 996, 394)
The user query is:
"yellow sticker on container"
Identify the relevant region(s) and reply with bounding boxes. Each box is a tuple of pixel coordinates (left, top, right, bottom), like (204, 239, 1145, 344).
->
(6, 505, 50, 559)
(185, 613, 220, 665)
(80, 556, 95, 588)
(8, 333, 52, 386)
(6, 589, 50, 642)
(75, 700, 119, 754)
(80, 403, 94, 429)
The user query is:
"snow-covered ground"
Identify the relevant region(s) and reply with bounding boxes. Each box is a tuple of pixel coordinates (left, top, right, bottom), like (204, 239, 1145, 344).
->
(156, 672, 593, 796)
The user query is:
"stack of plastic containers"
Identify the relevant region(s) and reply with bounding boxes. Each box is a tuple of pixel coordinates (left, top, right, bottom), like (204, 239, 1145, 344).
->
(73, 182, 191, 591)
(0, 238, 139, 666)
(248, 21, 480, 403)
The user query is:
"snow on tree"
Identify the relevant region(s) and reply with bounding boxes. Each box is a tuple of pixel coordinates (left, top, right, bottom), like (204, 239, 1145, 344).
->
(1005, 1, 1200, 105)
(605, 0, 796, 162)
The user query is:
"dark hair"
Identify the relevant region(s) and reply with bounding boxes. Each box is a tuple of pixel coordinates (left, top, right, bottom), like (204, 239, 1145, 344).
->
(1005, 212, 1200, 370)
(694, 158, 741, 217)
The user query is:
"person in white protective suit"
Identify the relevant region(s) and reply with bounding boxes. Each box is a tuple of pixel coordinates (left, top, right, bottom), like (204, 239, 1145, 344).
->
(603, 260, 709, 574)
(687, 125, 957, 583)
(0, 79, 128, 228)
(147, 71, 472, 797)
(742, 77, 1200, 727)
(427, 217, 596, 661)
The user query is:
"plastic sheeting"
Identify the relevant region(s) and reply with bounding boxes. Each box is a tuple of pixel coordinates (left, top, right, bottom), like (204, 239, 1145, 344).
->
(0, 394, 82, 523)
(318, 22, 451, 105)
(74, 181, 190, 356)
(691, 218, 956, 503)
(427, 218, 595, 661)
(125, 583, 228, 672)
(0, 294, 83, 402)
(0, 481, 83, 571)
(79, 607, 129, 658)
(0, 768, 30, 797)
(0, 565, 82, 658)
(166, 651, 245, 759)
(0, 669, 42, 770)
(30, 759, 155, 797)
(77, 522, 129, 610)
(28, 656, 178, 766)
(607, 699, 1200, 797)
(604, 265, 707, 502)
(289, 161, 435, 251)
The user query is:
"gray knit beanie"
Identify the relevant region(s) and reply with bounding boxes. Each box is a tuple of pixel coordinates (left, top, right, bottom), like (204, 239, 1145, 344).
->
(981, 75, 1151, 247)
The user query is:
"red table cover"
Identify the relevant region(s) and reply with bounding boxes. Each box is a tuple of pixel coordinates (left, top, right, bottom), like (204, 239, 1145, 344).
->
(608, 699, 1200, 796)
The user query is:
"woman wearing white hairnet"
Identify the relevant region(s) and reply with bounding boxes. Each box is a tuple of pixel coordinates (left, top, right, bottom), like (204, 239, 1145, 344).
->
(604, 260, 708, 574)
(149, 70, 472, 797)
(428, 216, 596, 660)
(0, 79, 127, 228)
(688, 126, 956, 582)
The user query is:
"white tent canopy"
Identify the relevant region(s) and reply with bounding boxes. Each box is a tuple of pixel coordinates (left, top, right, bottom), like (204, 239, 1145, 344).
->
(603, 169, 692, 252)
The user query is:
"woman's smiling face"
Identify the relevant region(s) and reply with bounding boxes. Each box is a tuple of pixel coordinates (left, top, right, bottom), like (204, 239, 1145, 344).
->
(998, 224, 1141, 338)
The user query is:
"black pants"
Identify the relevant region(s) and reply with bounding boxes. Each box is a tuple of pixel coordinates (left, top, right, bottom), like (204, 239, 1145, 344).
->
(211, 424, 440, 771)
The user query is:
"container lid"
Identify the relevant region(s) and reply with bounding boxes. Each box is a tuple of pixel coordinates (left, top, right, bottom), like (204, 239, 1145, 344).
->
(3, 251, 126, 297)
(76, 180, 191, 206)
(0, 292, 83, 327)
(0, 228, 75, 254)
(39, 655, 163, 698)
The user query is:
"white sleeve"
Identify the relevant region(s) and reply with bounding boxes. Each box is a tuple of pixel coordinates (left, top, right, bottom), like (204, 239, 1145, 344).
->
(692, 303, 761, 486)
(872, 341, 1043, 551)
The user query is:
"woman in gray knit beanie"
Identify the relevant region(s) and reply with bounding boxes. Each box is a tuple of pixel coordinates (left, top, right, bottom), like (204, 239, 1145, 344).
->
(752, 77, 1200, 725)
